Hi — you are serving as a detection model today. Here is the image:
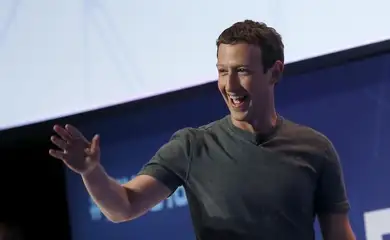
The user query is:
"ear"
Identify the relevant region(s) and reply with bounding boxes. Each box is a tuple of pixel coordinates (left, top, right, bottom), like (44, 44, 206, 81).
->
(270, 60, 284, 84)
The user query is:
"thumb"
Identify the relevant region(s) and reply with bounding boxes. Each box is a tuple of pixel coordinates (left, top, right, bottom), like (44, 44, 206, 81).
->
(90, 134, 100, 152)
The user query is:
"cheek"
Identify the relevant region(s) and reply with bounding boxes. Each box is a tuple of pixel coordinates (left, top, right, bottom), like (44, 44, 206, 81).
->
(217, 79, 226, 93)
(243, 75, 268, 94)
(239, 77, 255, 93)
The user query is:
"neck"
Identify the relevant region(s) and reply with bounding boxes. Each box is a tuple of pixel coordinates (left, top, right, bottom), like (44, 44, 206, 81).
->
(231, 105, 278, 134)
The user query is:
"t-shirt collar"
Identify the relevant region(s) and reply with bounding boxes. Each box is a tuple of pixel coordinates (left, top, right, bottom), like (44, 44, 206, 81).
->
(225, 114, 283, 145)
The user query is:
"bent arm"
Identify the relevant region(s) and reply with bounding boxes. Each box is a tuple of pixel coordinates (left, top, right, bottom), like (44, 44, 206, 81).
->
(82, 128, 192, 223)
(82, 164, 171, 223)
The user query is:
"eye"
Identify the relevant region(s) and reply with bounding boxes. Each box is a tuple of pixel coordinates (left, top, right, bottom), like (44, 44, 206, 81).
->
(218, 68, 228, 75)
(237, 68, 250, 75)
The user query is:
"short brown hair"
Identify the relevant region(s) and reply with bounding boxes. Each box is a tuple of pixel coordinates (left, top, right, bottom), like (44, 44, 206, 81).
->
(216, 20, 284, 73)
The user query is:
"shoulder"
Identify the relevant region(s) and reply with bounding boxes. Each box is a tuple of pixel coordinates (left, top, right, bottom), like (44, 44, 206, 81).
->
(171, 116, 229, 145)
(281, 118, 334, 147)
(173, 116, 228, 137)
(279, 118, 337, 159)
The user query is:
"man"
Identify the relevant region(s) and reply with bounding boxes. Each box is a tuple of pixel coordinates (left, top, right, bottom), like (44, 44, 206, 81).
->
(50, 20, 355, 239)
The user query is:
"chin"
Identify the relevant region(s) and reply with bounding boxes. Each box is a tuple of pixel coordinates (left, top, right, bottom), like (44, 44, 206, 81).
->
(230, 110, 250, 122)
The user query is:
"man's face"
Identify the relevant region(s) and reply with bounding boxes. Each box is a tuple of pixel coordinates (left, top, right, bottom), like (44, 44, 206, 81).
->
(217, 43, 277, 122)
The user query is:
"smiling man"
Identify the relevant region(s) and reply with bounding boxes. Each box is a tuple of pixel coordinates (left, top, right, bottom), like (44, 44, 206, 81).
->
(50, 20, 355, 240)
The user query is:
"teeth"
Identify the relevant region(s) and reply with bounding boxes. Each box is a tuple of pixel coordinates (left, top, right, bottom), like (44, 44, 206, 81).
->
(229, 96, 244, 101)
(229, 95, 246, 106)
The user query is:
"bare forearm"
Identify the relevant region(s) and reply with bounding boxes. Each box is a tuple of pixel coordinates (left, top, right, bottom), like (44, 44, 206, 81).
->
(319, 214, 355, 240)
(82, 164, 132, 222)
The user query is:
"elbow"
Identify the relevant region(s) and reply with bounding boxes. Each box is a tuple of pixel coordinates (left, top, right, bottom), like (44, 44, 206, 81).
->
(103, 210, 134, 223)
(105, 214, 132, 223)
(106, 217, 129, 224)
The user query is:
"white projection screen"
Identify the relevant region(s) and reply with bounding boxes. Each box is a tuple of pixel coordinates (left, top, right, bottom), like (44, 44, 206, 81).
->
(1, 0, 389, 130)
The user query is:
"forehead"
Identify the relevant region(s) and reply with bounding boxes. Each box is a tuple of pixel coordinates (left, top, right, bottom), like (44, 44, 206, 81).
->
(217, 43, 262, 66)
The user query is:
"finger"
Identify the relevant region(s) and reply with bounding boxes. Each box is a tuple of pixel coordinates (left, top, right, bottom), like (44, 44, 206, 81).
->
(65, 124, 88, 142)
(50, 136, 68, 150)
(84, 135, 99, 155)
(49, 149, 68, 161)
(53, 125, 72, 142)
(90, 134, 100, 152)
(85, 148, 91, 155)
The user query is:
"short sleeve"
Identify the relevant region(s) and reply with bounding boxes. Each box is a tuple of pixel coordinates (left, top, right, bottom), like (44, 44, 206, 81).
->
(137, 128, 193, 193)
(314, 141, 350, 215)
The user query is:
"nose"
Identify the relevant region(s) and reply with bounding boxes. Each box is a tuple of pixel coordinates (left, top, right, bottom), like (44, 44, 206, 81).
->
(225, 72, 240, 92)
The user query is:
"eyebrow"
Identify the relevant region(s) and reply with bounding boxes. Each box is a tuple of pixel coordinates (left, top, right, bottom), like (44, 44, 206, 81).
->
(216, 64, 250, 68)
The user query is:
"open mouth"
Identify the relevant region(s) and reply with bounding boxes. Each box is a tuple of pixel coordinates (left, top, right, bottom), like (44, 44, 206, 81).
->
(228, 94, 249, 108)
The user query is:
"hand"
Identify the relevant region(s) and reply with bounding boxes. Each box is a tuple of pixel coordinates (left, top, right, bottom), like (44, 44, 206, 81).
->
(49, 124, 100, 175)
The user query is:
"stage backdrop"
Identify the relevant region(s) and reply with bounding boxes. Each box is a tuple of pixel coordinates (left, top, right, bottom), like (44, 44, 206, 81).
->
(2, 0, 389, 130)
(66, 52, 390, 240)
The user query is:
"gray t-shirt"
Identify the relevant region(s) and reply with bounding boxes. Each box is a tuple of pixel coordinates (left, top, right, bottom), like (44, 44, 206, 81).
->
(138, 115, 350, 240)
